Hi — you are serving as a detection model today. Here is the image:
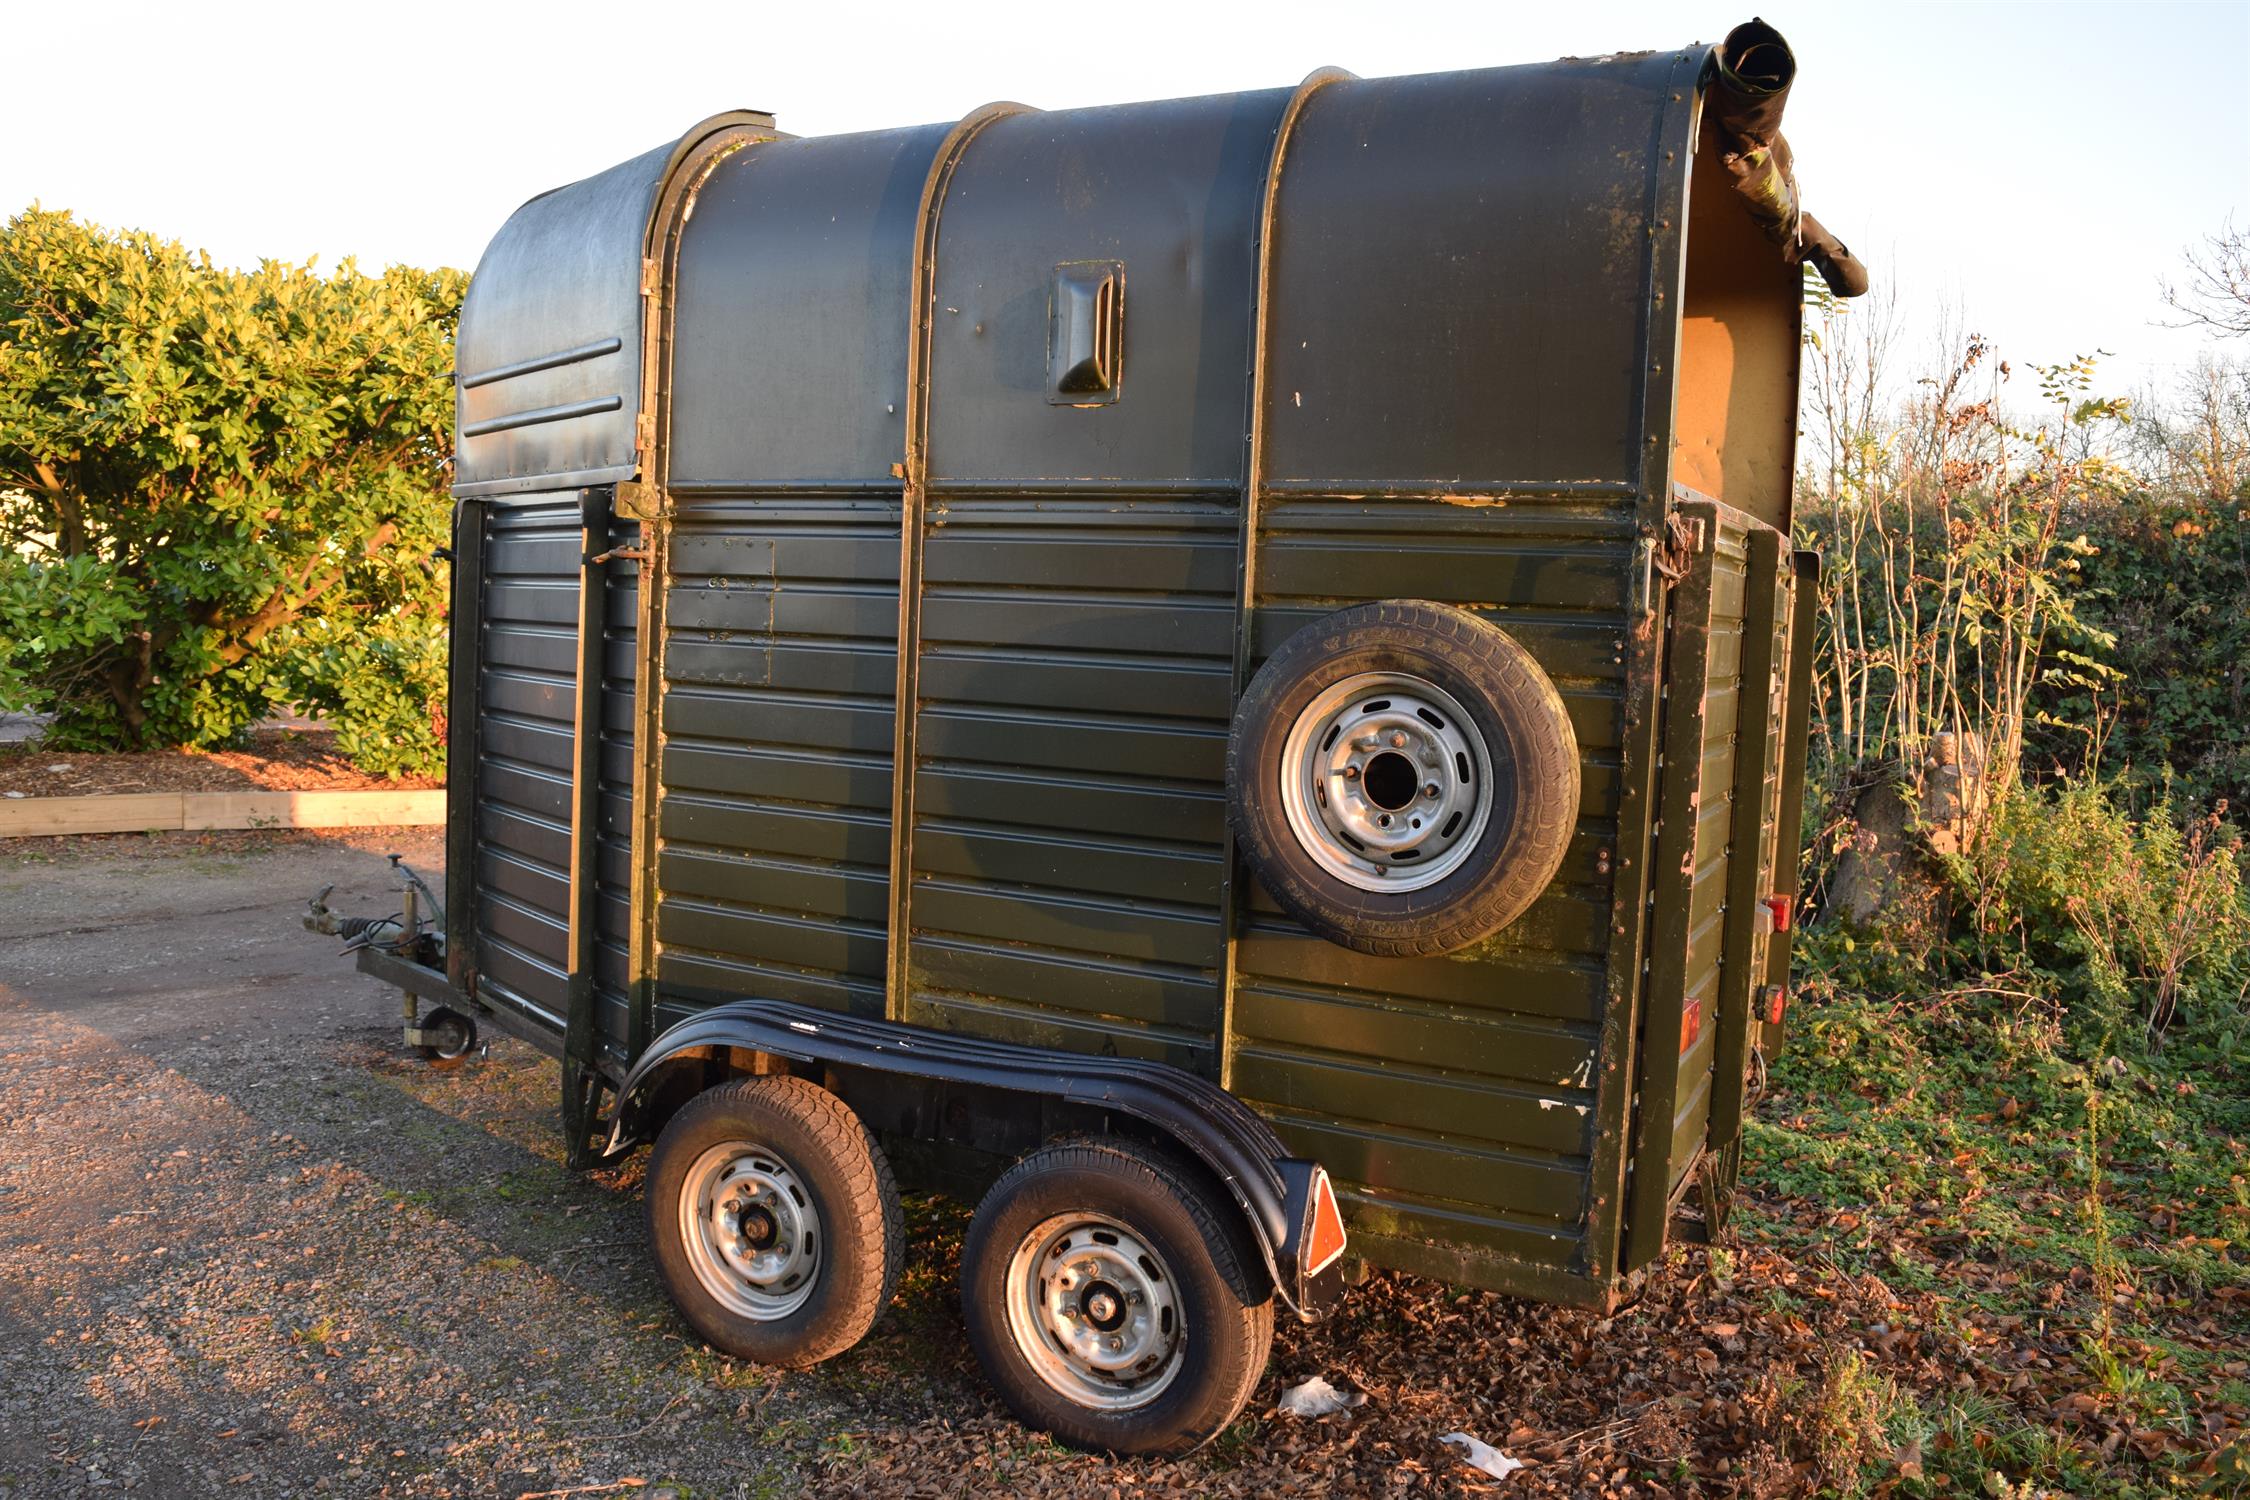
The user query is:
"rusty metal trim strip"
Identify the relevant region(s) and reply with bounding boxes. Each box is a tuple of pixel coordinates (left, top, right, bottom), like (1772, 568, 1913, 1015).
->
(1218, 65, 1353, 1093)
(1260, 477, 1641, 499)
(885, 101, 1034, 1024)
(622, 119, 780, 1068)
(1579, 49, 1704, 1292)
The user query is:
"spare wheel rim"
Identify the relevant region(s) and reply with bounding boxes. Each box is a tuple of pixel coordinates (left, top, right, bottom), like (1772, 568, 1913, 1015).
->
(1277, 670, 1495, 894)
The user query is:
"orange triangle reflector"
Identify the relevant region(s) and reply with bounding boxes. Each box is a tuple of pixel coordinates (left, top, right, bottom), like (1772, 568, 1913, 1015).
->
(1305, 1168, 1348, 1275)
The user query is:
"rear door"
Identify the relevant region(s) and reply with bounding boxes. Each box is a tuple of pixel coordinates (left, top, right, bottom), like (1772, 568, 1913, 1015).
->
(1620, 498, 1792, 1267)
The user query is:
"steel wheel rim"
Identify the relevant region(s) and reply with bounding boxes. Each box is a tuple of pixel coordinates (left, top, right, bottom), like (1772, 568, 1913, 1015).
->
(1004, 1211, 1184, 1410)
(679, 1141, 821, 1321)
(1278, 670, 1494, 892)
(423, 1010, 472, 1059)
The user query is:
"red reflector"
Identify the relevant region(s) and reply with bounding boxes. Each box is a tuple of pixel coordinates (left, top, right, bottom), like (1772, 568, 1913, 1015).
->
(1305, 1169, 1348, 1275)
(1766, 985, 1786, 1026)
(1763, 893, 1793, 932)
(1680, 995, 1702, 1052)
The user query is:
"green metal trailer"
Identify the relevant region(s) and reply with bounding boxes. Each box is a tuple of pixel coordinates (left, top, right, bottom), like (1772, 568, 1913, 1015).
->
(316, 18, 1862, 1455)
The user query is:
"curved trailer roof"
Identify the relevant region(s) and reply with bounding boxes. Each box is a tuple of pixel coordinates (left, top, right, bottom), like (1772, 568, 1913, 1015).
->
(452, 34, 1856, 507)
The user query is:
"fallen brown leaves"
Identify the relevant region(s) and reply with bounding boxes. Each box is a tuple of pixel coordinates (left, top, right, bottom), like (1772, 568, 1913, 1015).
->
(802, 1184, 2247, 1499)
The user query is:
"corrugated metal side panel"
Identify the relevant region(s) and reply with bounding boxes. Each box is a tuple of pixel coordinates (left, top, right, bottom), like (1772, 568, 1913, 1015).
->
(1664, 516, 1748, 1185)
(473, 497, 583, 1029)
(654, 494, 902, 1017)
(1230, 493, 1635, 1272)
(592, 516, 640, 1066)
(899, 491, 1236, 1074)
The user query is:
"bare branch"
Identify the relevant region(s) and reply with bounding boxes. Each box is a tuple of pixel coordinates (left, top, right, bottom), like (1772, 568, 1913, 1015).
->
(2160, 218, 2250, 338)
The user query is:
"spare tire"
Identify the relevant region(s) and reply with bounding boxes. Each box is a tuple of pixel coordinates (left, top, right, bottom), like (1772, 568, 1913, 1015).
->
(1226, 600, 1578, 958)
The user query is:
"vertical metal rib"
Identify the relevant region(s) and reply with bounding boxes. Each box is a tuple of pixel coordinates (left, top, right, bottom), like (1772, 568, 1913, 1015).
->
(622, 119, 778, 1067)
(884, 101, 1032, 1023)
(1215, 66, 1352, 1092)
(1580, 48, 1704, 1292)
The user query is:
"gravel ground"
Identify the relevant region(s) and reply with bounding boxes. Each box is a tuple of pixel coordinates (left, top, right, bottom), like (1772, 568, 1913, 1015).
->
(2, 830, 2050, 1499)
(0, 831, 839, 1499)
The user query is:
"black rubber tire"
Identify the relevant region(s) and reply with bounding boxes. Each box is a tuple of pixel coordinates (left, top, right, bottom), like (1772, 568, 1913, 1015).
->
(960, 1137, 1274, 1457)
(645, 1075, 903, 1368)
(1227, 598, 1579, 958)
(415, 1006, 477, 1071)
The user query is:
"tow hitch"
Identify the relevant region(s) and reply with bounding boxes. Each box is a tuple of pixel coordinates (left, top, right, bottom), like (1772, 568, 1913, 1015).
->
(303, 855, 478, 1067)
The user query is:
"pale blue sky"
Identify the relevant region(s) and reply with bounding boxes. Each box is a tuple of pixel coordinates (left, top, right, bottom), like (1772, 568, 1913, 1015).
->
(8, 0, 2247, 396)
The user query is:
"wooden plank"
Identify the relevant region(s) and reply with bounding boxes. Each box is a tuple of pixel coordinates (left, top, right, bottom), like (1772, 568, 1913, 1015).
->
(0, 789, 444, 837)
(0, 792, 185, 835)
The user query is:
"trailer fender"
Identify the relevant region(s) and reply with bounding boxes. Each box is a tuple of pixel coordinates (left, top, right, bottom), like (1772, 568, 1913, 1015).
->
(610, 999, 1347, 1320)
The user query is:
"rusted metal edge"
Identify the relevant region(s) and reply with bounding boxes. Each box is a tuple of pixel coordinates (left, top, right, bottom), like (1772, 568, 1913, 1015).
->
(1579, 49, 1704, 1289)
(1215, 66, 1353, 1094)
(621, 119, 781, 1071)
(884, 101, 1034, 1024)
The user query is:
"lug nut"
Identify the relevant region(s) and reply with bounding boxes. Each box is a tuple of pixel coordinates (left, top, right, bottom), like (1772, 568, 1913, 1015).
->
(1341, 765, 1359, 781)
(1390, 732, 1408, 748)
(1424, 783, 1440, 799)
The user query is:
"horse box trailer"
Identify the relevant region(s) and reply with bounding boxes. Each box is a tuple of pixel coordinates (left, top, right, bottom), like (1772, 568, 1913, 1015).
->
(314, 19, 1864, 1453)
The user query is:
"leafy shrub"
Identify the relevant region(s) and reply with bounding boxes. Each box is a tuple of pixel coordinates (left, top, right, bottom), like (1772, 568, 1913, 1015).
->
(1981, 778, 2250, 1041)
(2033, 491, 2250, 813)
(263, 613, 448, 780)
(0, 207, 461, 774)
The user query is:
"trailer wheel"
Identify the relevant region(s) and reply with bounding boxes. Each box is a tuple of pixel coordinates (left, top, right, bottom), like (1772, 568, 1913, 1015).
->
(960, 1138, 1273, 1456)
(416, 1006, 477, 1070)
(1227, 599, 1578, 957)
(646, 1075, 902, 1368)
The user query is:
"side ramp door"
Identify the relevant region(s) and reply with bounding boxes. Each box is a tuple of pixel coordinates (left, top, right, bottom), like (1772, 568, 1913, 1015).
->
(1620, 498, 1794, 1270)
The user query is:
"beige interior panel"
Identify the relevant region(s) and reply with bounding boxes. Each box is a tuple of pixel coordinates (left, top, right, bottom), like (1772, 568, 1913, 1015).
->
(1675, 117, 1803, 529)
